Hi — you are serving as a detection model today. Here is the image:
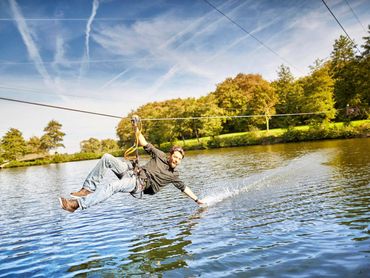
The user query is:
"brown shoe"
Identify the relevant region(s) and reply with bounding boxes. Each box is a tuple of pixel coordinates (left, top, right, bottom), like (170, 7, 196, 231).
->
(70, 188, 92, 198)
(59, 197, 79, 213)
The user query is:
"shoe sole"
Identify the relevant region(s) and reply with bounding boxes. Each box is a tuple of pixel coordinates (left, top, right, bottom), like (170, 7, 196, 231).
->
(70, 194, 82, 199)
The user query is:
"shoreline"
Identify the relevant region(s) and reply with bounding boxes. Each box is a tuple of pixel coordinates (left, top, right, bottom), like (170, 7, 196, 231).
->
(1, 120, 369, 169)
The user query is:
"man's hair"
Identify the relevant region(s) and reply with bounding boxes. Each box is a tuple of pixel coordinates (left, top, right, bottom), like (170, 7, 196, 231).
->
(169, 146, 185, 158)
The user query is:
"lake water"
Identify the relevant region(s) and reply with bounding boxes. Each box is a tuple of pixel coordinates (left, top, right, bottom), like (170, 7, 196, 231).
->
(0, 138, 369, 277)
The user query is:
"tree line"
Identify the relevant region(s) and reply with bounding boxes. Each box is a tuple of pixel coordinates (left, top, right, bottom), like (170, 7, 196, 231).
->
(0, 120, 120, 163)
(1, 28, 369, 161)
(0, 120, 65, 161)
(117, 28, 370, 147)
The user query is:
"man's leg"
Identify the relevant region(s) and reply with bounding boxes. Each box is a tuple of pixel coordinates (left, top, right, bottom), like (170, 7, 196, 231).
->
(82, 153, 131, 192)
(77, 171, 137, 210)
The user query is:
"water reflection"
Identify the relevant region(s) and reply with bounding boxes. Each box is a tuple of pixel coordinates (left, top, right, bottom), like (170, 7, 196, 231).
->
(1, 138, 369, 277)
(66, 207, 207, 276)
(326, 139, 370, 241)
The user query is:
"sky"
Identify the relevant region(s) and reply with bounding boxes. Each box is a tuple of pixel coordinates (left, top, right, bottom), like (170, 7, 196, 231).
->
(0, 0, 369, 153)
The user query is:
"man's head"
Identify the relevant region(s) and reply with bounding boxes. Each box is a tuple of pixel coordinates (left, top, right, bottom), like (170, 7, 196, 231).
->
(168, 146, 185, 169)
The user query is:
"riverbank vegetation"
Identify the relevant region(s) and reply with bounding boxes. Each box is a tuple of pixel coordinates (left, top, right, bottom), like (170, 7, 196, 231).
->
(117, 29, 370, 147)
(1, 29, 369, 168)
(1, 120, 368, 169)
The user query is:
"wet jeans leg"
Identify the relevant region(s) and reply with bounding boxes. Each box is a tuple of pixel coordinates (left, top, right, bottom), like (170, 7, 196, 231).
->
(82, 153, 131, 192)
(78, 172, 137, 210)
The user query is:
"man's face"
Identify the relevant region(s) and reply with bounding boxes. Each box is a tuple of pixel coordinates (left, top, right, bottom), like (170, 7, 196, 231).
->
(168, 151, 183, 169)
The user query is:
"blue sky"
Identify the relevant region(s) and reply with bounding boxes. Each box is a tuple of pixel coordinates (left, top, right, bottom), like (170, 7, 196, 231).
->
(0, 0, 369, 153)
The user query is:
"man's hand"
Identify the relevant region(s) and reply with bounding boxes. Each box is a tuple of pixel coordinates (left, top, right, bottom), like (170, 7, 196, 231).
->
(131, 115, 140, 127)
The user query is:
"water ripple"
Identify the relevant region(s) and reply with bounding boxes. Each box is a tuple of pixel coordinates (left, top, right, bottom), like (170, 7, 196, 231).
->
(1, 139, 370, 277)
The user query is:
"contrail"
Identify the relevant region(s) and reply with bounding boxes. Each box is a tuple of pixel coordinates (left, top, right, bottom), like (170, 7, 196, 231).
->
(86, 0, 99, 60)
(79, 0, 99, 79)
(99, 0, 237, 90)
(9, 0, 52, 86)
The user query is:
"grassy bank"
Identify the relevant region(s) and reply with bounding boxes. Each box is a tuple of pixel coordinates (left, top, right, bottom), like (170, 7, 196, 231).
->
(1, 120, 369, 169)
(0, 150, 123, 169)
(161, 120, 370, 151)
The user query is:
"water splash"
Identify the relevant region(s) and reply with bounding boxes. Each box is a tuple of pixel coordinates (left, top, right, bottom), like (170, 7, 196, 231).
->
(201, 152, 329, 207)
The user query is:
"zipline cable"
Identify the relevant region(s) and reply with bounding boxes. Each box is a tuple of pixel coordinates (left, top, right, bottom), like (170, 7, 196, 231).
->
(320, 0, 362, 53)
(201, 0, 303, 74)
(343, 0, 366, 33)
(0, 96, 330, 121)
(0, 96, 123, 119)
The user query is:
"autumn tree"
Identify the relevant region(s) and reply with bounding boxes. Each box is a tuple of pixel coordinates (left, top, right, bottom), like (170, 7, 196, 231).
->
(212, 73, 277, 131)
(211, 76, 248, 133)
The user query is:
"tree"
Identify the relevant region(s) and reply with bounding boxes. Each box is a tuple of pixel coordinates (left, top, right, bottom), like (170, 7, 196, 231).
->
(26, 136, 42, 154)
(272, 65, 304, 127)
(240, 74, 277, 130)
(172, 98, 199, 142)
(213, 73, 277, 131)
(330, 35, 358, 118)
(101, 139, 119, 152)
(211, 76, 248, 133)
(40, 120, 65, 152)
(0, 144, 4, 163)
(191, 95, 224, 139)
(301, 60, 336, 124)
(1, 128, 27, 160)
(80, 138, 102, 153)
(355, 25, 370, 118)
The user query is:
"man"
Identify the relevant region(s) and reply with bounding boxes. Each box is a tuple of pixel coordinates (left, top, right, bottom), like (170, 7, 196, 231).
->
(59, 120, 204, 213)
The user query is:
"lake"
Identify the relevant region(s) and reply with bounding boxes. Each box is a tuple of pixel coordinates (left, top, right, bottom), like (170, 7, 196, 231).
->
(0, 138, 369, 277)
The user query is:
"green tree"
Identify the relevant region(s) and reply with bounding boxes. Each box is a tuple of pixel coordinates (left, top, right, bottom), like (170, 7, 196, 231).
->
(356, 25, 370, 118)
(116, 115, 135, 149)
(1, 128, 27, 160)
(191, 95, 224, 139)
(40, 120, 65, 152)
(272, 65, 304, 127)
(301, 60, 336, 124)
(80, 138, 102, 153)
(26, 136, 42, 154)
(194, 95, 225, 136)
(101, 138, 119, 152)
(172, 98, 198, 142)
(241, 75, 277, 130)
(117, 103, 171, 147)
(0, 143, 4, 164)
(330, 35, 358, 118)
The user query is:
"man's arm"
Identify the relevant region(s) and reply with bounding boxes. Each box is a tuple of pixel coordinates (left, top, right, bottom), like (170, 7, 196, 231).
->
(183, 186, 205, 205)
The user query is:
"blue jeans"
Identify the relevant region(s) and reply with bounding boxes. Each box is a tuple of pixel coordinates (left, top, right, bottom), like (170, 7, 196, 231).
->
(77, 154, 138, 210)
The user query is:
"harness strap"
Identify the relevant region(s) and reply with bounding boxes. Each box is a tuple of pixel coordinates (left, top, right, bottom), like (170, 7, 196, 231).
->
(130, 167, 151, 198)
